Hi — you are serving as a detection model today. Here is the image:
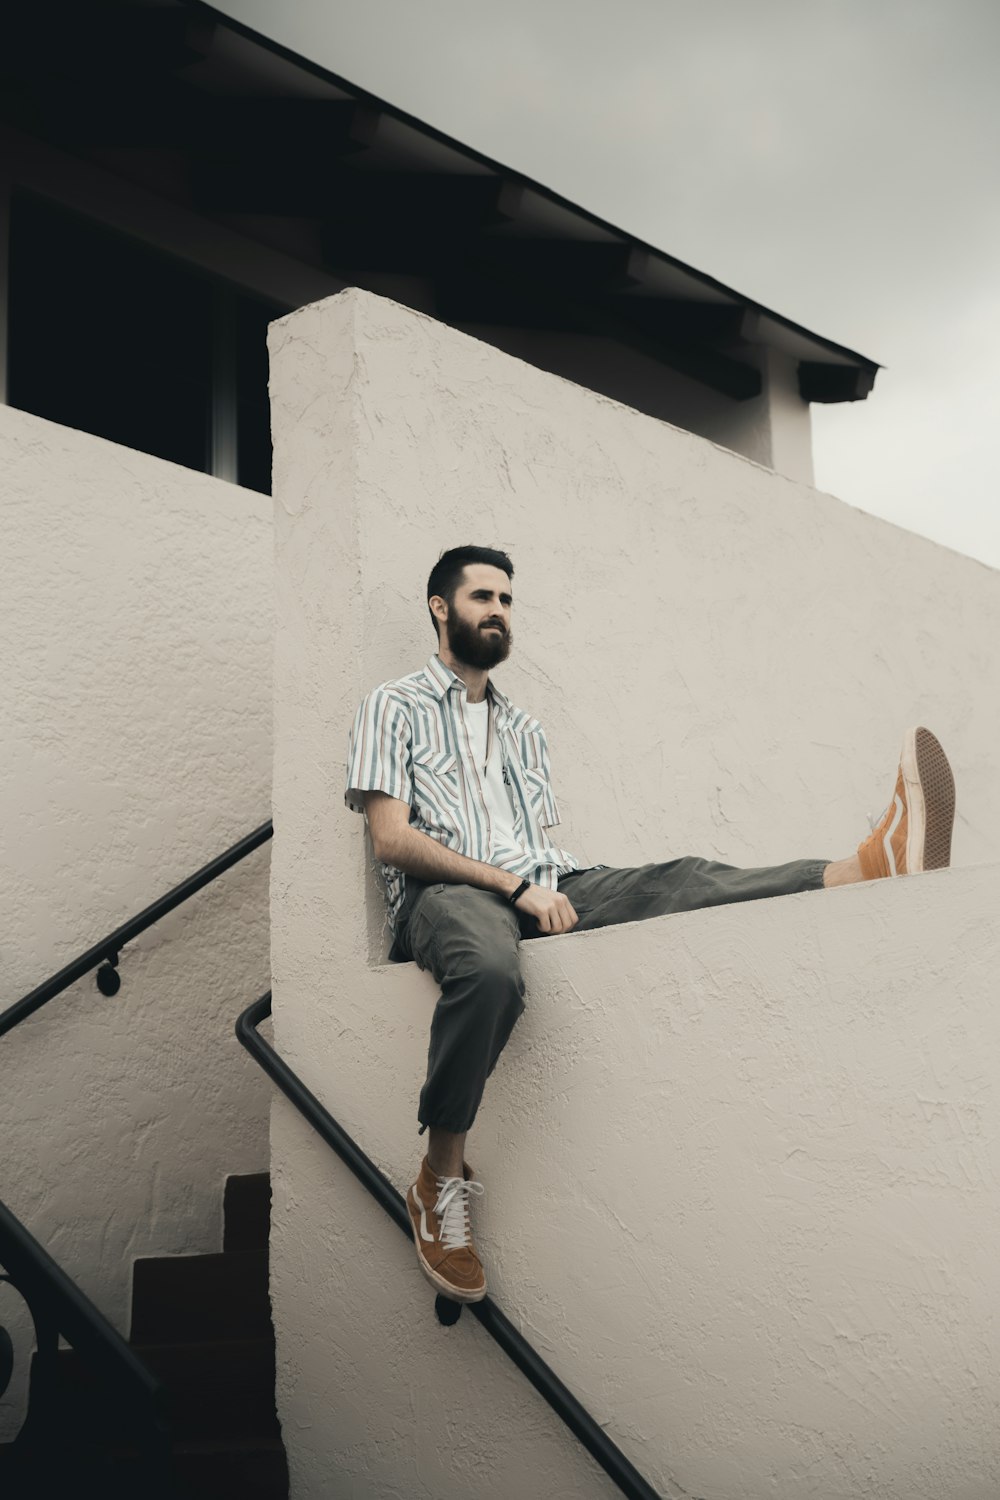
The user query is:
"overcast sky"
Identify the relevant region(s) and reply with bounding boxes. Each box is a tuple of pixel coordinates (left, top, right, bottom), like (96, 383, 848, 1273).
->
(216, 0, 1000, 570)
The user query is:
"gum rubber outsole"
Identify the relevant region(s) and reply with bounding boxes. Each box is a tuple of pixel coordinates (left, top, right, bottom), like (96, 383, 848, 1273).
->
(914, 726, 955, 871)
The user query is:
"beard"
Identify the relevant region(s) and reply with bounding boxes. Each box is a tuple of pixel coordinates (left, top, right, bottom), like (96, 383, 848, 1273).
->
(445, 609, 512, 669)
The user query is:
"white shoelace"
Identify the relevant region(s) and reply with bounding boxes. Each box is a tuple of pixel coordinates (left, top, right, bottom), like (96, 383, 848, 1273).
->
(867, 805, 889, 833)
(433, 1175, 484, 1251)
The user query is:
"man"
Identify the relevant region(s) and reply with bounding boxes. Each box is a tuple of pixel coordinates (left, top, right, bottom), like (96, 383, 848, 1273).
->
(345, 545, 956, 1305)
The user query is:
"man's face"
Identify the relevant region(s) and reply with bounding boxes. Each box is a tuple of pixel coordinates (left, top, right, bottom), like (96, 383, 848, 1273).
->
(436, 564, 513, 669)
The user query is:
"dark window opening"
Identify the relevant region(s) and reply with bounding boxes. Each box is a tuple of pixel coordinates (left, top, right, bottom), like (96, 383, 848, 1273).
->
(7, 191, 283, 494)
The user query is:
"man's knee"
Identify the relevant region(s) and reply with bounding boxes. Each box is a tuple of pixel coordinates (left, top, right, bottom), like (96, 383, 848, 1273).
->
(478, 963, 526, 1079)
(464, 955, 526, 1027)
(430, 955, 525, 1083)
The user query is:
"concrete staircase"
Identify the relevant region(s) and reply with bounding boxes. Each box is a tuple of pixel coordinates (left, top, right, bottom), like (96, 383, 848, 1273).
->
(1, 1173, 287, 1498)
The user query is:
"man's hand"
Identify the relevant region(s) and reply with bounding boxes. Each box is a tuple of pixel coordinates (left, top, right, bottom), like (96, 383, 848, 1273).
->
(513, 884, 579, 934)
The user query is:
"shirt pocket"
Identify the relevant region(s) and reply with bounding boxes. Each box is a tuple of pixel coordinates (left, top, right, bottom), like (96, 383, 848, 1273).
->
(522, 728, 545, 771)
(411, 745, 463, 820)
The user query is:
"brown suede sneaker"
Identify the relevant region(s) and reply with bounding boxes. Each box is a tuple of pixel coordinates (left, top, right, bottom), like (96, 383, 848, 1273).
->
(857, 726, 955, 880)
(406, 1155, 487, 1303)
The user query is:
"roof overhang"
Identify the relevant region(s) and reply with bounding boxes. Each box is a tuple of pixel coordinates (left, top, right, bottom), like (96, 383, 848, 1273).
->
(1, 0, 880, 405)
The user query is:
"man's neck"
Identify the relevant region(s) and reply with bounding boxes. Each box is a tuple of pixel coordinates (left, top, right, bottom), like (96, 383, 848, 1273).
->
(436, 648, 489, 704)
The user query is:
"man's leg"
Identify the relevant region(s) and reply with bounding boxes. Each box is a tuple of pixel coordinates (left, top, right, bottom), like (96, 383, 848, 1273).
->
(823, 854, 863, 887)
(553, 855, 830, 935)
(393, 879, 526, 1302)
(426, 1126, 467, 1180)
(549, 724, 956, 931)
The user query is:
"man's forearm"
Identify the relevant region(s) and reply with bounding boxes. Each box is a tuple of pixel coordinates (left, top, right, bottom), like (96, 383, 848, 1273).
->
(378, 824, 524, 898)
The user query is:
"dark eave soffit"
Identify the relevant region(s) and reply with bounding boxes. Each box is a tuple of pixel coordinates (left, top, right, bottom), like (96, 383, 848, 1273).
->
(0, 0, 880, 404)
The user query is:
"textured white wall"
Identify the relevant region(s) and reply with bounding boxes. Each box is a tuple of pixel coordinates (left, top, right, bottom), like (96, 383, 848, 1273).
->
(268, 287, 1000, 1498)
(271, 867, 1000, 1500)
(1, 407, 273, 1439)
(455, 324, 815, 484)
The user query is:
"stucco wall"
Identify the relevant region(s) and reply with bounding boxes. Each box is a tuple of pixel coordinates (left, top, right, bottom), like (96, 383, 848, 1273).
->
(1, 407, 273, 1439)
(268, 288, 1000, 1498)
(271, 868, 1000, 1500)
(455, 324, 815, 485)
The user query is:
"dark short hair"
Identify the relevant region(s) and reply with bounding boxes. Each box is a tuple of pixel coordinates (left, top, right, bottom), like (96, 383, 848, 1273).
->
(427, 546, 514, 640)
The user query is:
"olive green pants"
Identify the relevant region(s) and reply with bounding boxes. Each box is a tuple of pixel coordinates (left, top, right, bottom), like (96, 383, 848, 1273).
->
(392, 856, 829, 1134)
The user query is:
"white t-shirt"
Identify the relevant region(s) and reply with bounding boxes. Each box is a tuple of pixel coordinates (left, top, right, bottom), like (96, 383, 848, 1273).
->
(463, 698, 525, 858)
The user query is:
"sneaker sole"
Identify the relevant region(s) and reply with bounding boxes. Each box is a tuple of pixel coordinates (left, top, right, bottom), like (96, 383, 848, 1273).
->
(414, 1251, 487, 1303)
(902, 726, 955, 873)
(407, 1192, 487, 1304)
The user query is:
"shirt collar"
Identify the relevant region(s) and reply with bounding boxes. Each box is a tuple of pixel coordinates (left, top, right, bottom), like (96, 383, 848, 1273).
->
(425, 653, 513, 728)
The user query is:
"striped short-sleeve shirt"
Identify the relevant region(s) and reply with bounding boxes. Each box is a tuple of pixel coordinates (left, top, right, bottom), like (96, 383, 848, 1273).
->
(345, 652, 580, 936)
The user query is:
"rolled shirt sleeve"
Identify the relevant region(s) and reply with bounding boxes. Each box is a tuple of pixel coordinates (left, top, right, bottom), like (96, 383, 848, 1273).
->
(344, 688, 412, 813)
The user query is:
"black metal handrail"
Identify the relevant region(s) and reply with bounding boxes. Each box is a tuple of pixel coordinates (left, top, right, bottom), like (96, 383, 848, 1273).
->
(1, 820, 273, 1038)
(0, 1200, 173, 1491)
(238, 990, 673, 1500)
(0, 1201, 166, 1423)
(1, 819, 272, 1487)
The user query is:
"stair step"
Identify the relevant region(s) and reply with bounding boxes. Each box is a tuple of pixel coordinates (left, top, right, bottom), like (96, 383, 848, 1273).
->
(51, 1338, 280, 1443)
(138, 1337, 280, 1440)
(0, 1438, 168, 1499)
(223, 1173, 271, 1253)
(131, 1250, 272, 1344)
(25, 1345, 170, 1448)
(172, 1438, 289, 1499)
